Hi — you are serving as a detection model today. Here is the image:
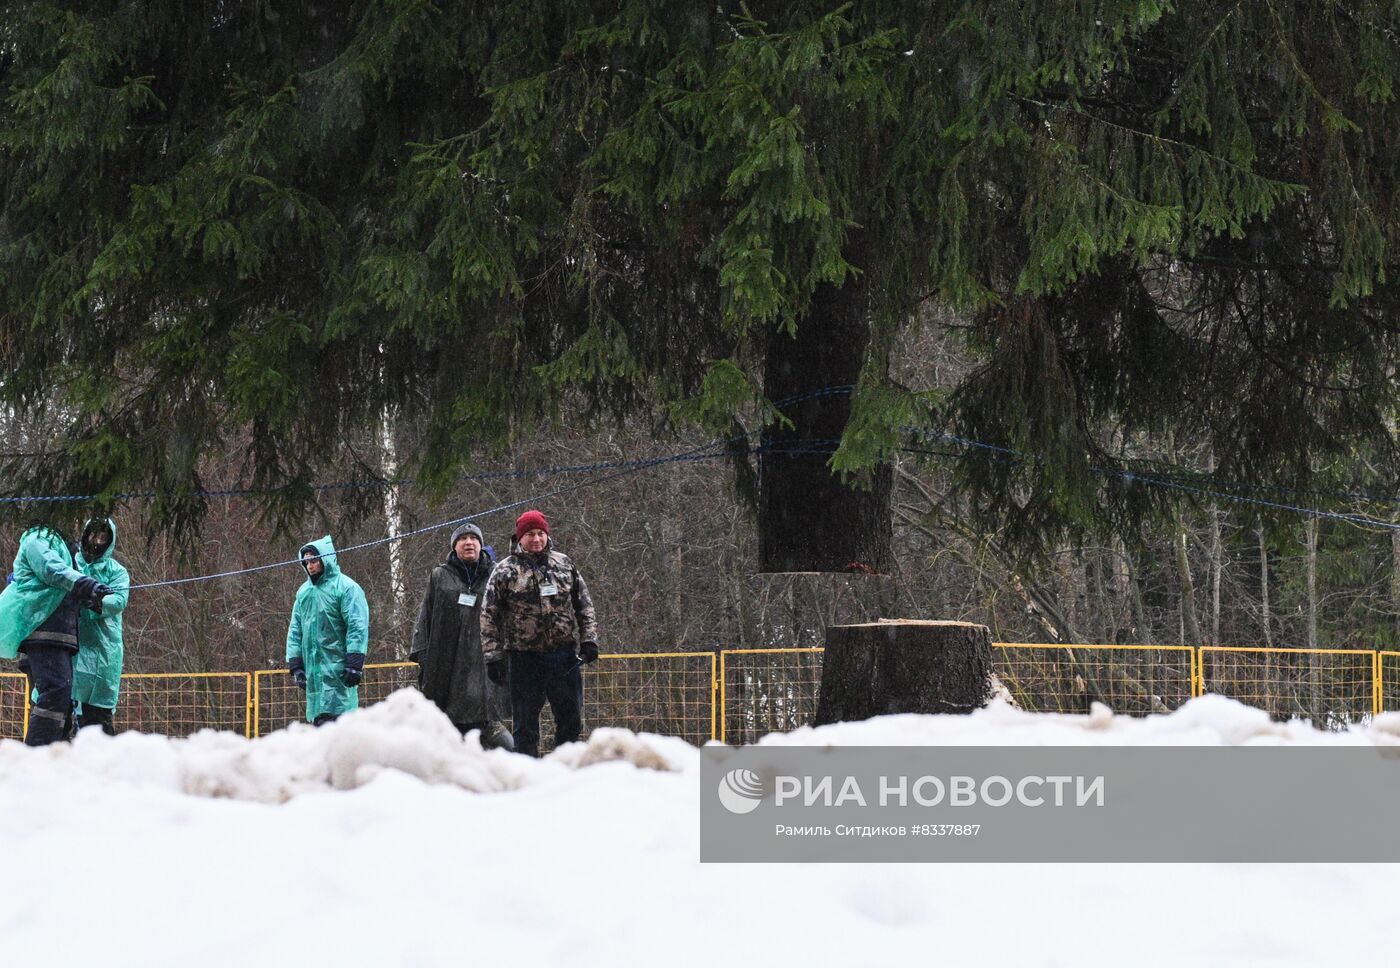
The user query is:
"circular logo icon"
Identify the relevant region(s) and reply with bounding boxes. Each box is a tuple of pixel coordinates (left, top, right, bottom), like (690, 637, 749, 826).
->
(717, 768, 766, 814)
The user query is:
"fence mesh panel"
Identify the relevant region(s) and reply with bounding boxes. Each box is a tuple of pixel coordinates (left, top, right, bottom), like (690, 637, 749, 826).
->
(992, 644, 1195, 716)
(720, 649, 824, 745)
(0, 672, 26, 740)
(114, 674, 251, 737)
(1199, 648, 1376, 728)
(254, 662, 418, 735)
(575, 652, 715, 746)
(0, 645, 1389, 744)
(1381, 653, 1400, 714)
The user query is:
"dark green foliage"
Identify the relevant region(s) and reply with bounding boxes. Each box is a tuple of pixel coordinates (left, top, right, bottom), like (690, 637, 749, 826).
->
(2, 1, 1399, 560)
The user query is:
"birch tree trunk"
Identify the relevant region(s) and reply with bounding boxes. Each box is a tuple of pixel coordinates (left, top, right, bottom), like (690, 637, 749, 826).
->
(1174, 520, 1203, 647)
(1257, 522, 1273, 648)
(380, 406, 407, 657)
(1305, 517, 1318, 650)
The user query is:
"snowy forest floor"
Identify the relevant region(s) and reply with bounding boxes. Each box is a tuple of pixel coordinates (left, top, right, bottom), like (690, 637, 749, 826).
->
(2, 690, 1394, 967)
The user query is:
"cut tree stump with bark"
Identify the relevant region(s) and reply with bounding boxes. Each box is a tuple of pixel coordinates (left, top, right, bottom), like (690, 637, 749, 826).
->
(815, 620, 994, 725)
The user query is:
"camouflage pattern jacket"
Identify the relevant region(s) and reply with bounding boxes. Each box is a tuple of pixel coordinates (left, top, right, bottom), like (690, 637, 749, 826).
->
(481, 546, 598, 656)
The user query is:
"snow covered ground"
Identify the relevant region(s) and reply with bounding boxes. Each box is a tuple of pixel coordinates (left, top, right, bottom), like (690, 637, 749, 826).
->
(1, 691, 1395, 967)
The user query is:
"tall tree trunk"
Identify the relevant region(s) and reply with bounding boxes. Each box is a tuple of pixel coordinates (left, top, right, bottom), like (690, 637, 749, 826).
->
(1304, 516, 1323, 722)
(380, 406, 407, 656)
(1304, 517, 1319, 650)
(1209, 508, 1222, 646)
(1391, 528, 1400, 647)
(1124, 544, 1152, 645)
(1174, 520, 1203, 647)
(759, 276, 890, 573)
(1207, 447, 1222, 646)
(1093, 551, 1109, 644)
(1257, 521, 1273, 647)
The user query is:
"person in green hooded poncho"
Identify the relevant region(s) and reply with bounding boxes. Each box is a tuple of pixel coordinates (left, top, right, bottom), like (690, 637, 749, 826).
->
(0, 518, 111, 745)
(72, 518, 130, 735)
(286, 536, 369, 725)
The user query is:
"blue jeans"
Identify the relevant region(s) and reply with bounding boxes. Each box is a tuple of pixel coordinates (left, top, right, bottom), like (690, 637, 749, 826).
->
(509, 646, 583, 757)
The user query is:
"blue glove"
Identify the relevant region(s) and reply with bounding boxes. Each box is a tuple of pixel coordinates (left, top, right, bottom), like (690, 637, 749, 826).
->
(289, 658, 307, 690)
(342, 652, 365, 687)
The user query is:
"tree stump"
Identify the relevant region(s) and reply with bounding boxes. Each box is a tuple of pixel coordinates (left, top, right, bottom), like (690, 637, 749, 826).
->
(814, 620, 994, 725)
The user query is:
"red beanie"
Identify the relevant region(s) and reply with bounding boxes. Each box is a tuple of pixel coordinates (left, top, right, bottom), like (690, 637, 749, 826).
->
(515, 510, 550, 541)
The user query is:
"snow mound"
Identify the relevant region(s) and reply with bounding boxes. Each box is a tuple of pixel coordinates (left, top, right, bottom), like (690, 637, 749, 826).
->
(0, 689, 686, 805)
(178, 689, 522, 802)
(755, 695, 1400, 747)
(545, 726, 690, 772)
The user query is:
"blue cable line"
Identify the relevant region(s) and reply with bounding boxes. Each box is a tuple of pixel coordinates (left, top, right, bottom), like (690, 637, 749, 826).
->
(119, 436, 742, 592)
(904, 427, 1400, 529)
(13, 381, 1400, 592)
(0, 385, 860, 505)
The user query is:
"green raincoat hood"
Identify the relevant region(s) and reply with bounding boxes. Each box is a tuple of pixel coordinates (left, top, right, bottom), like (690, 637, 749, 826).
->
(299, 535, 341, 582)
(79, 517, 117, 566)
(75, 517, 130, 711)
(286, 533, 369, 722)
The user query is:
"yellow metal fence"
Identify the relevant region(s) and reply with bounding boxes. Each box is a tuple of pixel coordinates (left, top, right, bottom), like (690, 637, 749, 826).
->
(1, 645, 1399, 744)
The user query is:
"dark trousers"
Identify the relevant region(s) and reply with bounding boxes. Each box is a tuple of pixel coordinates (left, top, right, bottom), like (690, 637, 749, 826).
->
(312, 713, 339, 726)
(78, 704, 116, 736)
(509, 646, 583, 757)
(20, 643, 74, 746)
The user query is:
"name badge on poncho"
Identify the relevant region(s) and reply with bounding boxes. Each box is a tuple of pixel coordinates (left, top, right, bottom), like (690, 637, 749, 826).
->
(539, 582, 558, 597)
(458, 593, 477, 607)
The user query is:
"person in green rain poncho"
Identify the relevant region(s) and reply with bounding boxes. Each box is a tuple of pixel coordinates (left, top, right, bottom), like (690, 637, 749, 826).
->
(72, 518, 131, 735)
(0, 517, 111, 745)
(285, 536, 369, 725)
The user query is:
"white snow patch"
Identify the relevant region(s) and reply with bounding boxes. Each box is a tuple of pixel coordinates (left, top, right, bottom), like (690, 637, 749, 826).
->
(2, 692, 1397, 967)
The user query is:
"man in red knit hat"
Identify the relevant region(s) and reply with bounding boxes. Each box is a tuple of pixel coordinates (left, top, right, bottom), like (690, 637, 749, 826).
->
(480, 509, 600, 756)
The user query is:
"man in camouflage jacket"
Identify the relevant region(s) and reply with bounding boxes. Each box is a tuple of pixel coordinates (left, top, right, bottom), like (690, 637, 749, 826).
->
(481, 510, 599, 756)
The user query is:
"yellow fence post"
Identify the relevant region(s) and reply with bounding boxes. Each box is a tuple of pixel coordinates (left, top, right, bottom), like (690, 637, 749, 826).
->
(709, 652, 718, 743)
(1375, 651, 1382, 718)
(718, 650, 727, 744)
(244, 673, 253, 738)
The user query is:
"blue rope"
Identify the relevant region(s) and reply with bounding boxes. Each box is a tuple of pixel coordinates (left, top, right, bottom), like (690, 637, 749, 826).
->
(1113, 472, 1396, 530)
(118, 436, 741, 592)
(0, 385, 861, 505)
(19, 380, 1400, 592)
(904, 428, 1400, 530)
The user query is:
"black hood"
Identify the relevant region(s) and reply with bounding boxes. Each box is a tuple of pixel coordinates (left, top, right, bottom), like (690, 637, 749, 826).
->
(447, 543, 494, 583)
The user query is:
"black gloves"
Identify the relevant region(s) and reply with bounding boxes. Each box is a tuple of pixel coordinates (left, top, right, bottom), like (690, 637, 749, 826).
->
(73, 578, 112, 613)
(579, 641, 600, 665)
(342, 652, 365, 687)
(290, 657, 307, 690)
(485, 652, 508, 686)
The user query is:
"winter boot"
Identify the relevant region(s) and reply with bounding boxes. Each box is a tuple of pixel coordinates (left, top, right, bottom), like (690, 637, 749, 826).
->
(79, 704, 116, 736)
